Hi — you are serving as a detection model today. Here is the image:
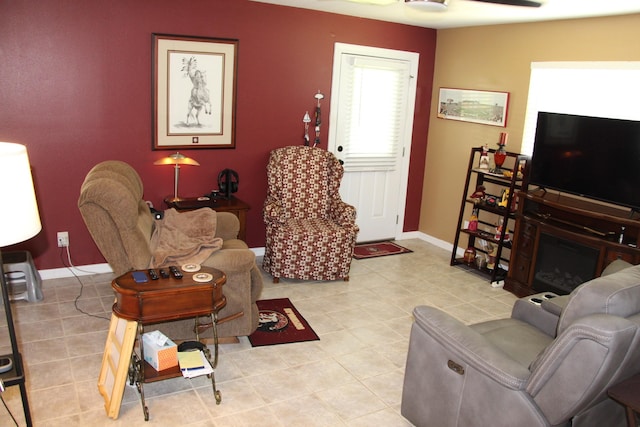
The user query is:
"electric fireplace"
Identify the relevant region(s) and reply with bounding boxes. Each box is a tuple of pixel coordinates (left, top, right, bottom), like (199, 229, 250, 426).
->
(532, 233, 599, 295)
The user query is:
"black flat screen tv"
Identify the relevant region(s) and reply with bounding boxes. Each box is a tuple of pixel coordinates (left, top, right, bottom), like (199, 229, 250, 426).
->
(529, 112, 640, 211)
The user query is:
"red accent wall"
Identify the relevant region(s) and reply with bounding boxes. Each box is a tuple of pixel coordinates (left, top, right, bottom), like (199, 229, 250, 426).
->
(0, 0, 436, 270)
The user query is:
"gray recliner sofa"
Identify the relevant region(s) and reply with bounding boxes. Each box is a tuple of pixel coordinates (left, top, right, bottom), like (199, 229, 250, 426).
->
(401, 260, 640, 427)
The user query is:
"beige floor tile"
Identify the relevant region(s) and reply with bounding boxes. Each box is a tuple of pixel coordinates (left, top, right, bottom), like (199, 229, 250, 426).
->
(200, 377, 267, 418)
(334, 348, 397, 380)
(318, 381, 387, 421)
(347, 407, 413, 426)
(316, 329, 368, 356)
(212, 405, 283, 427)
(25, 358, 74, 390)
(291, 359, 357, 393)
(268, 394, 346, 426)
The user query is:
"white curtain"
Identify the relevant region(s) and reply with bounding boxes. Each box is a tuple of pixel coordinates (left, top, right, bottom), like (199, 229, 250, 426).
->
(335, 55, 411, 171)
(522, 61, 640, 155)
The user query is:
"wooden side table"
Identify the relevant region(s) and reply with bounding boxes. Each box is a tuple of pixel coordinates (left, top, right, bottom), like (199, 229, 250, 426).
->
(111, 267, 227, 421)
(608, 374, 640, 427)
(165, 196, 250, 241)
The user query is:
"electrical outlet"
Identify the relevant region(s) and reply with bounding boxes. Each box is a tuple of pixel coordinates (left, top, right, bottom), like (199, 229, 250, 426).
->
(57, 231, 69, 247)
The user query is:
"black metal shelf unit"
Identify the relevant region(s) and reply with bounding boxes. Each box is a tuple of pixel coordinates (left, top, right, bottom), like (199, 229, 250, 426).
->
(450, 146, 529, 284)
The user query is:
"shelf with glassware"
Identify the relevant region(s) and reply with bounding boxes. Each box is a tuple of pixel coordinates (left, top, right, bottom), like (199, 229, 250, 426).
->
(450, 144, 529, 285)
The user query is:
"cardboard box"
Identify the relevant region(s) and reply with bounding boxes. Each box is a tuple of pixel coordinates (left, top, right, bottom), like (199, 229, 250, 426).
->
(142, 331, 178, 371)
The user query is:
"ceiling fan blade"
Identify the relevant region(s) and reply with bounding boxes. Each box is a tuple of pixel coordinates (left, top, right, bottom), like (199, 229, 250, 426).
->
(470, 0, 542, 7)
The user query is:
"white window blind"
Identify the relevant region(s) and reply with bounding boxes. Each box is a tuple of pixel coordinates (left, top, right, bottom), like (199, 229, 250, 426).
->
(522, 62, 640, 156)
(337, 55, 411, 171)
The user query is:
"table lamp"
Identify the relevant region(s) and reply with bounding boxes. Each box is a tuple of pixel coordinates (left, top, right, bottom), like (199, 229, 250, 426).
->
(0, 141, 40, 425)
(153, 152, 200, 202)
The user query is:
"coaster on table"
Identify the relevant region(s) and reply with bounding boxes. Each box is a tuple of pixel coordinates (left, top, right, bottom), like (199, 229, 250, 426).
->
(182, 263, 201, 272)
(193, 272, 213, 283)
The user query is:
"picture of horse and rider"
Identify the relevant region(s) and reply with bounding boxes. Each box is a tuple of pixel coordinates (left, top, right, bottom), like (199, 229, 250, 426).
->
(168, 52, 224, 134)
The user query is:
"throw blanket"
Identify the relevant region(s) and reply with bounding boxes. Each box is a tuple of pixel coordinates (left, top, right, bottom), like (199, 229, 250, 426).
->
(149, 208, 223, 268)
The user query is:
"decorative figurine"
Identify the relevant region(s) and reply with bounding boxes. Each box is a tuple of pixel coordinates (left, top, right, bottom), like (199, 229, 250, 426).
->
(485, 194, 498, 206)
(464, 247, 477, 264)
(314, 91, 324, 147)
(303, 111, 311, 146)
(498, 188, 509, 209)
(495, 218, 510, 242)
(468, 208, 479, 231)
(470, 185, 486, 202)
(486, 242, 498, 270)
(487, 243, 498, 270)
(495, 219, 503, 240)
(479, 144, 490, 170)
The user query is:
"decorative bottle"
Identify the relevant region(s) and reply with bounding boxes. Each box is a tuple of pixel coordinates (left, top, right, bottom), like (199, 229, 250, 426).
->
(493, 132, 508, 173)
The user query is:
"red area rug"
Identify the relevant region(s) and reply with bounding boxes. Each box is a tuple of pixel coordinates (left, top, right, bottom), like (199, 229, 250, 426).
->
(352, 241, 413, 260)
(248, 298, 319, 347)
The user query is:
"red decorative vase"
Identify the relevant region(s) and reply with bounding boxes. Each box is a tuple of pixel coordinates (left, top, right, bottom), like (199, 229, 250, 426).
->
(493, 143, 507, 173)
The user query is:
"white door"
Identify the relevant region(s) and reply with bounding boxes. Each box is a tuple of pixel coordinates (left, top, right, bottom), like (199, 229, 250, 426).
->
(328, 43, 419, 243)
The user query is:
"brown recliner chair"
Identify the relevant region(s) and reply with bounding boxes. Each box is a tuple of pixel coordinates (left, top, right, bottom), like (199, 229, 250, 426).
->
(262, 145, 359, 282)
(78, 160, 262, 338)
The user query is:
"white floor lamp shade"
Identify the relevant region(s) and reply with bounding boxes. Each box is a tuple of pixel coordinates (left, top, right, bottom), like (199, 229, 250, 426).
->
(0, 142, 42, 247)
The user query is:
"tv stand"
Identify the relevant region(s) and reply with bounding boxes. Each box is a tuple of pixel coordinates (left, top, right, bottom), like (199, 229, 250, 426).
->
(505, 189, 640, 297)
(529, 211, 618, 239)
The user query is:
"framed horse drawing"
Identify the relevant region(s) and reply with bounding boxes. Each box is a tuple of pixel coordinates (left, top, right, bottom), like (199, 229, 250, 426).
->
(153, 34, 238, 149)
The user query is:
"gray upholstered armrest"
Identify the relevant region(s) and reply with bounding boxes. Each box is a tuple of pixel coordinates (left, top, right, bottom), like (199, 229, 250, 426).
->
(512, 293, 563, 337)
(541, 294, 569, 316)
(413, 306, 531, 390)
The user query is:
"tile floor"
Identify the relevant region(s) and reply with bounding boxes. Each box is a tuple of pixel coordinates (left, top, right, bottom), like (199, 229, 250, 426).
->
(0, 239, 518, 426)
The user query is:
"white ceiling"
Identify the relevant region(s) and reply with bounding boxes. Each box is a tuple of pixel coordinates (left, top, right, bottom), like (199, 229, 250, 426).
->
(249, 0, 640, 29)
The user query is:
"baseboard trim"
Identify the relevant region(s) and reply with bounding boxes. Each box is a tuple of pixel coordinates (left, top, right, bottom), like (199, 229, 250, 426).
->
(39, 247, 267, 280)
(39, 263, 114, 280)
(37, 236, 447, 280)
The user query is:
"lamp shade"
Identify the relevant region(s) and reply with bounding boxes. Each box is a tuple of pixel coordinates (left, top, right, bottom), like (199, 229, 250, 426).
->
(0, 142, 42, 247)
(154, 152, 200, 201)
(153, 152, 200, 166)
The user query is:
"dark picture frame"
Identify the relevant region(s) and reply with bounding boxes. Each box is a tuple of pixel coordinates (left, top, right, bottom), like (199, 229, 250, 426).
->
(152, 33, 238, 149)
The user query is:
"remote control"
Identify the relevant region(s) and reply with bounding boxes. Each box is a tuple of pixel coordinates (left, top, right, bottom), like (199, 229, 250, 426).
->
(159, 268, 170, 279)
(148, 269, 159, 280)
(169, 266, 183, 279)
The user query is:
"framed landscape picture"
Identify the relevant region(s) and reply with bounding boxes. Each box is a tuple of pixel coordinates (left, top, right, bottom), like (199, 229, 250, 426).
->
(153, 34, 238, 149)
(437, 88, 509, 127)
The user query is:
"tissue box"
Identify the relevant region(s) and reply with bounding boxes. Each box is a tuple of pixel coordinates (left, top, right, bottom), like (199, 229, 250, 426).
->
(142, 331, 178, 371)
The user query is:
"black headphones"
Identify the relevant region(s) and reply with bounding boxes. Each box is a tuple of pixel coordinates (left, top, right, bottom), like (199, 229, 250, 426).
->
(218, 169, 239, 198)
(177, 341, 206, 352)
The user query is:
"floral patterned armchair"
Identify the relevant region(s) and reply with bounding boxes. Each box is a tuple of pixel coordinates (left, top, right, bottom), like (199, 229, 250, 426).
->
(262, 146, 359, 283)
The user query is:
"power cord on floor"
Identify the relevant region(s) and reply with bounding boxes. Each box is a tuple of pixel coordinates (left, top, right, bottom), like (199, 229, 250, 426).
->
(59, 246, 110, 321)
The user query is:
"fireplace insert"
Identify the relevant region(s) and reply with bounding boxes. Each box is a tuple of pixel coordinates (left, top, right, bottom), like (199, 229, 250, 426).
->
(532, 233, 599, 295)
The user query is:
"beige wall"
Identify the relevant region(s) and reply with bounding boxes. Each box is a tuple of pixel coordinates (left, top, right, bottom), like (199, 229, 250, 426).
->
(420, 13, 640, 246)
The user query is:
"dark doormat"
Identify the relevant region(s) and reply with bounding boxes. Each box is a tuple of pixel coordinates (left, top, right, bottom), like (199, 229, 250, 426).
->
(352, 241, 413, 260)
(248, 298, 319, 347)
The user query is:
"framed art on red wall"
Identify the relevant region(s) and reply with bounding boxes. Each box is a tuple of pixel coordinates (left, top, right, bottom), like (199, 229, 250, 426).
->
(152, 33, 238, 150)
(437, 87, 509, 127)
